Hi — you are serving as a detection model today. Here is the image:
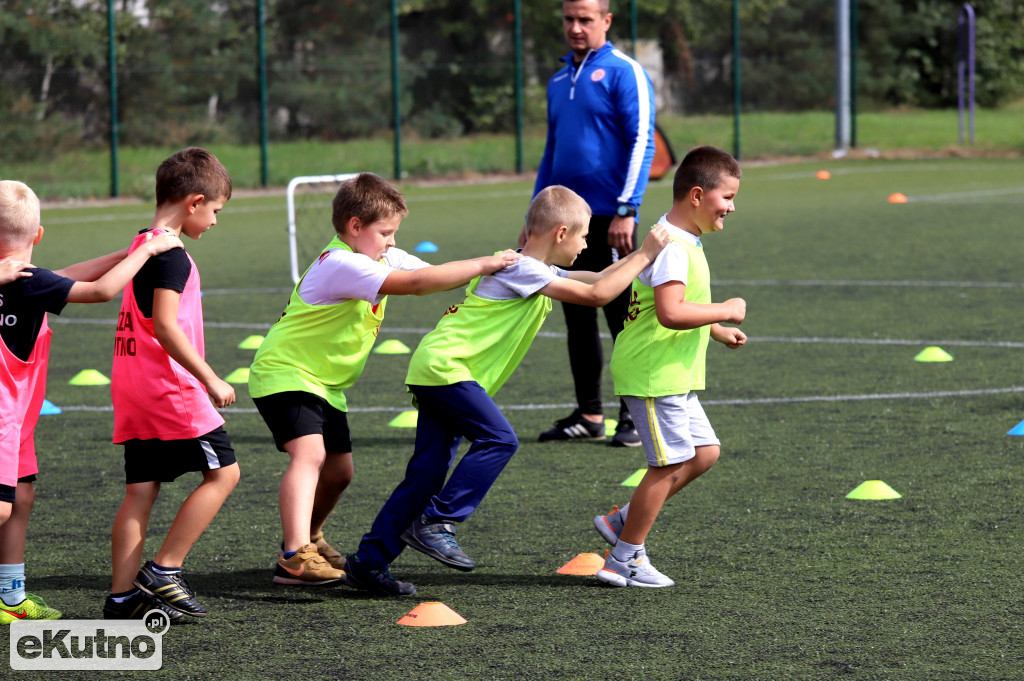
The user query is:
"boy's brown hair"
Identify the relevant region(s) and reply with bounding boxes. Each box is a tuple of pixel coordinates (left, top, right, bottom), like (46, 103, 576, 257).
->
(524, 185, 591, 239)
(332, 173, 409, 234)
(672, 146, 742, 201)
(0, 180, 41, 248)
(155, 147, 233, 207)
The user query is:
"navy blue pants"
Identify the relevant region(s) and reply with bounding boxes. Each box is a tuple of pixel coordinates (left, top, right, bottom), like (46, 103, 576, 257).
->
(355, 381, 519, 568)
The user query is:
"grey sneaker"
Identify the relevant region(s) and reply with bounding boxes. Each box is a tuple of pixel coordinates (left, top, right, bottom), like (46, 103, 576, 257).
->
(593, 504, 626, 546)
(344, 554, 416, 596)
(401, 517, 476, 571)
(610, 414, 641, 447)
(596, 550, 675, 588)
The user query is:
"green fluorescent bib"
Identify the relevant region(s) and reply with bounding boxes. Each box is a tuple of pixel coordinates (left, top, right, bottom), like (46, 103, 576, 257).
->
(406, 276, 552, 396)
(249, 237, 386, 412)
(611, 235, 711, 397)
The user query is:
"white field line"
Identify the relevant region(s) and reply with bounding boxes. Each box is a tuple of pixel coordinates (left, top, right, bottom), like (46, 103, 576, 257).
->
(47, 317, 1024, 349)
(51, 385, 1024, 415)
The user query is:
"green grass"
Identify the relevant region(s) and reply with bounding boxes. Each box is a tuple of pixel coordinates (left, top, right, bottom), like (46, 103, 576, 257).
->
(5, 156, 1024, 679)
(5, 104, 1024, 201)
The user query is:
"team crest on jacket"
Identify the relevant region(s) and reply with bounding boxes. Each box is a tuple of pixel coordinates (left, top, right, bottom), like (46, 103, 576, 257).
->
(590, 68, 606, 82)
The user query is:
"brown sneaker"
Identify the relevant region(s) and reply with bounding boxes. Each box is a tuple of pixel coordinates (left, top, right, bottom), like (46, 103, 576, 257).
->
(311, 531, 345, 570)
(273, 543, 344, 586)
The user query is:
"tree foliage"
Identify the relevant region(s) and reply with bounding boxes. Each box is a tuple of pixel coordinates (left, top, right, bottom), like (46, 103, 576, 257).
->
(1, 0, 1021, 158)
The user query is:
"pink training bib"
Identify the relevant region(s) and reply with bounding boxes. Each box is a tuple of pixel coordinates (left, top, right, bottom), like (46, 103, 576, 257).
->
(111, 230, 224, 442)
(0, 316, 50, 487)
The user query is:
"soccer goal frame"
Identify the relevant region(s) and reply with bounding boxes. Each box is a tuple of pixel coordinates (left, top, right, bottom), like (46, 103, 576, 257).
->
(286, 173, 358, 284)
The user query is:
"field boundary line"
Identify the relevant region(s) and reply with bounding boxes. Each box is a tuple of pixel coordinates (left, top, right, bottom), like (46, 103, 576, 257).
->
(50, 385, 1024, 415)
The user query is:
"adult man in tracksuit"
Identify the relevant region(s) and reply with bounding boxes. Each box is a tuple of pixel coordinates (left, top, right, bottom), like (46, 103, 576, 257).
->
(532, 0, 656, 447)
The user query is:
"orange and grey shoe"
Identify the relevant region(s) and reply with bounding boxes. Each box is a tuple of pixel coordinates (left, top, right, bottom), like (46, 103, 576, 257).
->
(310, 531, 345, 570)
(0, 594, 61, 624)
(133, 562, 207, 617)
(593, 504, 626, 546)
(273, 543, 345, 586)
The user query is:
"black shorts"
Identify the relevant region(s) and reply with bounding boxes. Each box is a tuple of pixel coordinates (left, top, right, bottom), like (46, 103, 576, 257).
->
(0, 475, 39, 503)
(122, 427, 237, 484)
(253, 391, 352, 453)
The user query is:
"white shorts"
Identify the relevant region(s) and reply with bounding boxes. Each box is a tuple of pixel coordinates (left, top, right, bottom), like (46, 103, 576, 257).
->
(622, 393, 720, 467)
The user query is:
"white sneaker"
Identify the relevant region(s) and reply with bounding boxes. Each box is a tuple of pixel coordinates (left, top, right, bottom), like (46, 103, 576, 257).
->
(596, 550, 675, 588)
(593, 504, 626, 546)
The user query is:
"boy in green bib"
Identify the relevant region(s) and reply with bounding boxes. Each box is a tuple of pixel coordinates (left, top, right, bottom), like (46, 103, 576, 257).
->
(593, 146, 747, 587)
(249, 173, 519, 586)
(344, 185, 670, 595)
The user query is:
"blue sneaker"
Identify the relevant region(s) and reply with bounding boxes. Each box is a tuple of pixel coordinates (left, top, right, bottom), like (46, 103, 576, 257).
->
(343, 555, 416, 596)
(401, 517, 476, 571)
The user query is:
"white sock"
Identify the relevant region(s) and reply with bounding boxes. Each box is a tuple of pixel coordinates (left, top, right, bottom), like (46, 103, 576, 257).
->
(0, 563, 27, 606)
(611, 540, 644, 562)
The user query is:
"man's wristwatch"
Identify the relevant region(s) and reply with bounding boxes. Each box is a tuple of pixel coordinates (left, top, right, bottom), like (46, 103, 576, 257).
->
(616, 204, 637, 218)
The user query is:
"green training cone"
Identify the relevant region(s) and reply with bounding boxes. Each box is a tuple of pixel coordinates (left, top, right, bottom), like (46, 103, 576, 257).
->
(621, 468, 646, 487)
(914, 346, 953, 362)
(389, 410, 418, 428)
(69, 369, 110, 386)
(846, 480, 902, 500)
(604, 419, 618, 436)
(238, 335, 265, 349)
(374, 339, 411, 354)
(225, 367, 250, 383)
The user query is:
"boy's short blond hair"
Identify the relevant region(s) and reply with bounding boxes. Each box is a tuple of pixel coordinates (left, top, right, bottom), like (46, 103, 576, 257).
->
(332, 173, 409, 234)
(524, 185, 591, 239)
(0, 180, 41, 248)
(672, 146, 742, 201)
(155, 147, 233, 207)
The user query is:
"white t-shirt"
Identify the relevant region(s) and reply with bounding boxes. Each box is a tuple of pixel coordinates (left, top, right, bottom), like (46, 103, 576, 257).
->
(298, 247, 431, 306)
(473, 254, 567, 300)
(637, 215, 700, 288)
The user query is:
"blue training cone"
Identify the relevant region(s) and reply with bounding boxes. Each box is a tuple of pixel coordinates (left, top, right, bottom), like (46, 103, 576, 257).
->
(40, 399, 62, 416)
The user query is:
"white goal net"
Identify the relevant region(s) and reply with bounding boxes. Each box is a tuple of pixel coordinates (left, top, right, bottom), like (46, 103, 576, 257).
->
(286, 174, 358, 284)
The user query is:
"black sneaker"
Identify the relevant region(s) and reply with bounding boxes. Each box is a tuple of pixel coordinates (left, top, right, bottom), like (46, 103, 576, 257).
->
(538, 409, 605, 442)
(610, 414, 642, 447)
(103, 590, 184, 621)
(133, 561, 207, 617)
(401, 517, 476, 571)
(344, 554, 416, 596)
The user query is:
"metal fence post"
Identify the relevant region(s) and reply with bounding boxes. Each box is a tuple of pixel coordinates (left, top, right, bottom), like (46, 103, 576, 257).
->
(107, 0, 119, 198)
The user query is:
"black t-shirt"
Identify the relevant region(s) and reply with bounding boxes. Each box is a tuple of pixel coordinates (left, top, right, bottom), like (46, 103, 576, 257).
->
(132, 229, 191, 318)
(0, 267, 74, 361)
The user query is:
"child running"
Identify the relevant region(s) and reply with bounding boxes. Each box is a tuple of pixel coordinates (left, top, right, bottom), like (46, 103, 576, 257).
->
(344, 185, 670, 595)
(0, 179, 182, 623)
(106, 148, 239, 619)
(248, 172, 519, 586)
(593, 146, 747, 587)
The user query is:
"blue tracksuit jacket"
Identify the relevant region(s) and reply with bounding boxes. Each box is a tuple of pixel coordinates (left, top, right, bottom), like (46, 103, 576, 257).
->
(533, 42, 656, 217)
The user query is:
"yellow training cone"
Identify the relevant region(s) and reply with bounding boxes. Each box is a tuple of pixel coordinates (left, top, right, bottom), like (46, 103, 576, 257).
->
(69, 369, 110, 385)
(389, 410, 418, 428)
(238, 335, 265, 350)
(914, 346, 953, 362)
(621, 468, 646, 486)
(225, 367, 250, 383)
(374, 339, 411, 354)
(557, 553, 605, 575)
(846, 480, 902, 500)
(604, 419, 618, 436)
(397, 602, 466, 627)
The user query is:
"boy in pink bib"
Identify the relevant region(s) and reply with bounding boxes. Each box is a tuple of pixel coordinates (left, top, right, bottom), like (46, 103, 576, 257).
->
(0, 179, 181, 623)
(106, 148, 240, 621)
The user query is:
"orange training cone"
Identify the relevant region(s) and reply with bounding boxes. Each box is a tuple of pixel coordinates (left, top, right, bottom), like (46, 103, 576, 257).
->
(816, 170, 831, 180)
(397, 602, 467, 627)
(888, 192, 908, 204)
(557, 553, 605, 575)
